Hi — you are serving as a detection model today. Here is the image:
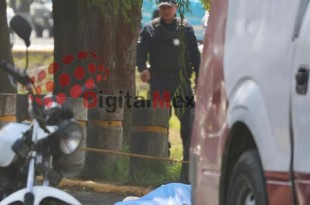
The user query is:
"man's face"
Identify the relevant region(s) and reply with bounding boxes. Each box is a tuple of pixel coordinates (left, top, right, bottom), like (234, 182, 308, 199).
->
(159, 4, 178, 23)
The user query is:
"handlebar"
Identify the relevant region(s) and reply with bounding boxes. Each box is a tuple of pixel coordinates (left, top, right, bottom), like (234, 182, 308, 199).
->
(0, 60, 50, 132)
(0, 60, 32, 86)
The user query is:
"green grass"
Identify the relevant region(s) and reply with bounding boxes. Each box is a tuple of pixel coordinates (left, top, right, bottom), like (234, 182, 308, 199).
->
(13, 51, 54, 94)
(13, 51, 54, 70)
(128, 162, 182, 187)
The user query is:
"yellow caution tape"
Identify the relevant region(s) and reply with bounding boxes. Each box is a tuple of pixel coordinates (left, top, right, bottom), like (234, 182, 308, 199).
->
(80, 147, 189, 164)
(89, 120, 122, 127)
(0, 115, 16, 122)
(77, 120, 87, 127)
(132, 125, 168, 135)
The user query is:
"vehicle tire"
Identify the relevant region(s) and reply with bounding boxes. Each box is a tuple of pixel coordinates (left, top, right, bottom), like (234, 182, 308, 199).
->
(40, 197, 70, 205)
(226, 149, 268, 205)
(35, 25, 43, 37)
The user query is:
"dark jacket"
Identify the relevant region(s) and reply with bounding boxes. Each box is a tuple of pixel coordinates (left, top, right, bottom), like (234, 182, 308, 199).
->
(137, 17, 200, 78)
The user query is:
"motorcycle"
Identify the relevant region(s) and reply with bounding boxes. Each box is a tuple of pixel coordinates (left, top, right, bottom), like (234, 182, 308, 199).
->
(0, 15, 83, 205)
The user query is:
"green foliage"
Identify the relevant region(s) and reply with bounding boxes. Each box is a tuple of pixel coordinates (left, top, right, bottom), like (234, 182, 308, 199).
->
(176, 0, 191, 18)
(80, 0, 143, 31)
(200, 0, 212, 11)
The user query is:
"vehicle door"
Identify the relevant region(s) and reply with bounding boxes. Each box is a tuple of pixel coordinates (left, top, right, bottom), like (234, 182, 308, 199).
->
(291, 1, 310, 204)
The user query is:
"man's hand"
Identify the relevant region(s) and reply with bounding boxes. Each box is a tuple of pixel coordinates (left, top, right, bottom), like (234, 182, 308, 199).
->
(140, 69, 150, 83)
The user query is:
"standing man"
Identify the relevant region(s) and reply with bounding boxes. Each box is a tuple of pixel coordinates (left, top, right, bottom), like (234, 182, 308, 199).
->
(136, 0, 200, 183)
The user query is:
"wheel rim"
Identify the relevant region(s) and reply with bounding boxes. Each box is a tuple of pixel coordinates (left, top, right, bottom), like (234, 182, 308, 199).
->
(236, 176, 256, 205)
(245, 192, 256, 205)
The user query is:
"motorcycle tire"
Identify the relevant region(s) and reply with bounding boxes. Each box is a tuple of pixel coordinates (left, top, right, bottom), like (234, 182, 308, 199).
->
(3, 198, 69, 205)
(40, 197, 70, 205)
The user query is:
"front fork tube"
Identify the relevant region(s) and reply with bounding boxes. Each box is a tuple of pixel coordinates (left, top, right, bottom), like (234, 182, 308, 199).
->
(26, 152, 36, 193)
(25, 151, 36, 205)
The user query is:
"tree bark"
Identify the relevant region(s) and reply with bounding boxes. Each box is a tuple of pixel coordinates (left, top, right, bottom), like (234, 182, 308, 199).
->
(0, 0, 16, 93)
(53, 0, 140, 143)
(53, 0, 80, 95)
(53, 0, 141, 178)
(76, 1, 140, 144)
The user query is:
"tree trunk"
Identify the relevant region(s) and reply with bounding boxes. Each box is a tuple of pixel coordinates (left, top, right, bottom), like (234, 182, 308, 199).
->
(53, 0, 80, 96)
(76, 1, 140, 145)
(53, 0, 140, 142)
(53, 0, 141, 178)
(0, 0, 16, 93)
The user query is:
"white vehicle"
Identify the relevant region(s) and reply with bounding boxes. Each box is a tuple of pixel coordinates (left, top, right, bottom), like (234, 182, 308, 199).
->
(0, 16, 83, 205)
(190, 0, 310, 204)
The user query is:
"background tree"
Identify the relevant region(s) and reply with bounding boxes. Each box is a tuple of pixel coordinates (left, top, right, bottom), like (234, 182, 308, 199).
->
(53, 0, 141, 143)
(0, 0, 16, 93)
(52, 0, 141, 179)
(201, 0, 211, 10)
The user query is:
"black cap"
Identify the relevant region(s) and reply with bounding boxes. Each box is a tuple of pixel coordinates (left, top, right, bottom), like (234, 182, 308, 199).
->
(157, 0, 177, 7)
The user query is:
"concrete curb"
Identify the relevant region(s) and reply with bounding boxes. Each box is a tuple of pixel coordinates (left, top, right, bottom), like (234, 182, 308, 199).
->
(58, 178, 153, 196)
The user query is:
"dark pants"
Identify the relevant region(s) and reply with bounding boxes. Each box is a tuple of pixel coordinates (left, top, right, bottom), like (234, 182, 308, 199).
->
(150, 75, 194, 184)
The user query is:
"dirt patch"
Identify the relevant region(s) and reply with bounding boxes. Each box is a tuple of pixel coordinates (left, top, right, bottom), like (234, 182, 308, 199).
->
(59, 178, 152, 204)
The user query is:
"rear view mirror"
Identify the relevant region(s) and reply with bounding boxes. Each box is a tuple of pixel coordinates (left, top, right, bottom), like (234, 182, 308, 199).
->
(9, 15, 32, 47)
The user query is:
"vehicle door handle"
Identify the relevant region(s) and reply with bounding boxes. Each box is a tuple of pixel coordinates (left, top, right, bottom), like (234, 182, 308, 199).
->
(296, 65, 309, 95)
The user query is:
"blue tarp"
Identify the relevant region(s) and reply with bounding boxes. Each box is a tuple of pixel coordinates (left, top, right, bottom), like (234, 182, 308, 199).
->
(114, 183, 191, 205)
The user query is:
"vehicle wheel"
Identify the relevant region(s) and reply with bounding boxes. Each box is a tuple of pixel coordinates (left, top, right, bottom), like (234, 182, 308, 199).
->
(35, 25, 43, 37)
(226, 149, 268, 205)
(40, 197, 70, 205)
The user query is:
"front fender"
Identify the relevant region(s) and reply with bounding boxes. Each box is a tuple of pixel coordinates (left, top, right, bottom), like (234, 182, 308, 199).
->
(0, 186, 81, 205)
(0, 123, 30, 167)
(227, 80, 290, 171)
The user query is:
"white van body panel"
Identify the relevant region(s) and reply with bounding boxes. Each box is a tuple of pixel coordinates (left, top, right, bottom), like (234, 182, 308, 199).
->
(224, 0, 300, 171)
(292, 4, 310, 173)
(227, 80, 290, 171)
